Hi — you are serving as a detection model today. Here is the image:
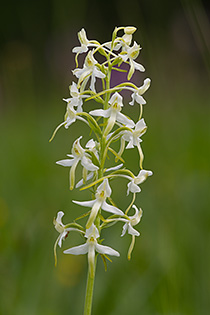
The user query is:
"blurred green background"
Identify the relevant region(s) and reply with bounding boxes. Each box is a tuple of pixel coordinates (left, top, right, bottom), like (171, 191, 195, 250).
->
(1, 0, 210, 314)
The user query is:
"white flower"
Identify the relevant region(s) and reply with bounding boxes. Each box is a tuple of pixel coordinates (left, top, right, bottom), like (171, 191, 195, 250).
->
(73, 50, 105, 91)
(61, 99, 86, 129)
(49, 93, 87, 142)
(120, 41, 145, 79)
(64, 224, 120, 278)
(121, 205, 143, 237)
(89, 92, 134, 136)
(72, 28, 95, 54)
(75, 139, 99, 188)
(105, 26, 136, 52)
(73, 178, 124, 228)
(53, 211, 83, 266)
(56, 136, 99, 190)
(123, 118, 147, 148)
(127, 169, 153, 195)
(64, 82, 89, 112)
(129, 78, 151, 106)
(121, 118, 147, 169)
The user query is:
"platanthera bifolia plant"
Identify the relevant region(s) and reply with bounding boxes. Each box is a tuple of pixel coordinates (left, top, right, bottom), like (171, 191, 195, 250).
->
(50, 26, 152, 315)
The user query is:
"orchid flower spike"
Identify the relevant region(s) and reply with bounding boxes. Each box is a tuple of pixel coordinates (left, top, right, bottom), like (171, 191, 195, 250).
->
(64, 224, 120, 278)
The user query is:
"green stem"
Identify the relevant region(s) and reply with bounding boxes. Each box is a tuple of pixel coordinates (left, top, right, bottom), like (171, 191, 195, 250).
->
(84, 264, 96, 315)
(84, 50, 112, 315)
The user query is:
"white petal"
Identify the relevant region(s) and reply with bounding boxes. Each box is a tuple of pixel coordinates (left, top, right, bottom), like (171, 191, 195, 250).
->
(128, 224, 140, 236)
(129, 93, 135, 106)
(105, 164, 123, 172)
(56, 159, 75, 167)
(64, 243, 89, 255)
(109, 92, 123, 107)
(89, 108, 110, 118)
(101, 201, 124, 215)
(133, 60, 145, 72)
(125, 138, 134, 149)
(116, 112, 135, 128)
(58, 232, 67, 247)
(56, 211, 65, 225)
(121, 223, 128, 237)
(138, 78, 151, 95)
(85, 224, 100, 239)
(81, 156, 99, 171)
(127, 181, 141, 195)
(136, 118, 147, 131)
(95, 244, 120, 256)
(135, 94, 146, 105)
(93, 67, 106, 79)
(90, 74, 96, 92)
(73, 199, 96, 208)
(97, 178, 112, 197)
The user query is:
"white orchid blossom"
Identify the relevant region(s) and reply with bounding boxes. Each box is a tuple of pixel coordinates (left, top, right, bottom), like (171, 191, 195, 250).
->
(129, 78, 151, 106)
(72, 28, 101, 55)
(53, 211, 83, 266)
(89, 92, 134, 136)
(56, 136, 99, 190)
(120, 205, 143, 237)
(73, 50, 106, 91)
(105, 26, 136, 52)
(73, 178, 124, 229)
(64, 224, 120, 278)
(75, 139, 99, 188)
(127, 169, 153, 195)
(64, 82, 89, 112)
(61, 99, 87, 129)
(104, 205, 143, 260)
(119, 118, 147, 169)
(49, 86, 88, 142)
(120, 41, 145, 79)
(72, 28, 91, 54)
(123, 118, 147, 149)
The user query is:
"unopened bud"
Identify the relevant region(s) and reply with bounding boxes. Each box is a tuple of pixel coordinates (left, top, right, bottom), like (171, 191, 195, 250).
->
(124, 27, 137, 35)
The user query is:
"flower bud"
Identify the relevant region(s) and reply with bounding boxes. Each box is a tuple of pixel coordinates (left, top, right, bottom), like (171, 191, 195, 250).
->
(124, 27, 137, 35)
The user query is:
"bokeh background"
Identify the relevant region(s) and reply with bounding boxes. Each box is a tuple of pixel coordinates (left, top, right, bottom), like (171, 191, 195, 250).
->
(1, 0, 210, 314)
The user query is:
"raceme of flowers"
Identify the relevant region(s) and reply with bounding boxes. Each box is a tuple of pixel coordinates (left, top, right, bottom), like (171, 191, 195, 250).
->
(51, 26, 152, 273)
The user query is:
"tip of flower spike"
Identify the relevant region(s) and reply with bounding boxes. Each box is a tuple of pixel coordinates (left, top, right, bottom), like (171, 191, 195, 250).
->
(124, 27, 137, 35)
